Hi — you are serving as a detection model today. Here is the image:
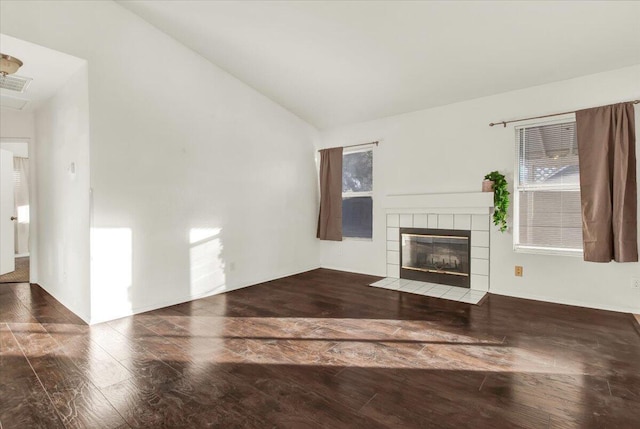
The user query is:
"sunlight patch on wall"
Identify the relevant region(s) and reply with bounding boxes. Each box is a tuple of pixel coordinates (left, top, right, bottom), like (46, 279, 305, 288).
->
(90, 228, 132, 322)
(189, 227, 226, 296)
(190, 227, 221, 244)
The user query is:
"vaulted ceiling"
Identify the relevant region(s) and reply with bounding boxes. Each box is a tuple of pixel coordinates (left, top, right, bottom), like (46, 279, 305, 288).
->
(118, 1, 640, 129)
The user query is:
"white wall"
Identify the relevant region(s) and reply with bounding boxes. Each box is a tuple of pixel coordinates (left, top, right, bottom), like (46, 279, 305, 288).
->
(7, 1, 635, 319)
(0, 109, 34, 141)
(34, 65, 91, 321)
(1, 0, 321, 323)
(319, 65, 640, 314)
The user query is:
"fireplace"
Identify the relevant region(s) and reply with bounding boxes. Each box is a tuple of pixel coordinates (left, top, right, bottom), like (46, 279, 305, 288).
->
(399, 228, 471, 288)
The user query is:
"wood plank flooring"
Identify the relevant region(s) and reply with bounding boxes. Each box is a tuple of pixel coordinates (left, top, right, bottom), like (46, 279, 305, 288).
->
(1, 268, 639, 428)
(0, 257, 29, 284)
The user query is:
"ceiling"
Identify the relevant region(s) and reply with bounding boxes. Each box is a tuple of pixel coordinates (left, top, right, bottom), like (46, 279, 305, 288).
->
(0, 34, 86, 112)
(120, 1, 639, 129)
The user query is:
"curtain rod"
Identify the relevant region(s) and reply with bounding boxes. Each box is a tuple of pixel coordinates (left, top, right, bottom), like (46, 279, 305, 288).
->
(318, 141, 379, 152)
(489, 99, 640, 128)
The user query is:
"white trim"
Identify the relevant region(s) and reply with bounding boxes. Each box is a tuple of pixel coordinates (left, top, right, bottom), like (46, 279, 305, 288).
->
(489, 289, 640, 314)
(343, 191, 372, 198)
(34, 281, 91, 324)
(342, 237, 374, 242)
(386, 207, 491, 215)
(384, 192, 493, 211)
(343, 144, 376, 154)
(320, 265, 385, 277)
(88, 264, 321, 325)
(0, 137, 31, 143)
(514, 245, 583, 257)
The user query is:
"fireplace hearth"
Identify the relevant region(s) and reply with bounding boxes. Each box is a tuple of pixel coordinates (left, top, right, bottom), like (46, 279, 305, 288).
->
(400, 228, 471, 288)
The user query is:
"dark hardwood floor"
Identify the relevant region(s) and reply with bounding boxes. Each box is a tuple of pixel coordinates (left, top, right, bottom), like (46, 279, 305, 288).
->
(1, 268, 639, 428)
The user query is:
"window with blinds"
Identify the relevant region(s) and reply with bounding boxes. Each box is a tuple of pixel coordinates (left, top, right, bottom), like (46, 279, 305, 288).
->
(514, 120, 583, 255)
(342, 148, 373, 239)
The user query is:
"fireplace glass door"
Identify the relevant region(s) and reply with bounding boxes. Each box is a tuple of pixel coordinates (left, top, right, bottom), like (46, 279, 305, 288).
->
(400, 228, 471, 287)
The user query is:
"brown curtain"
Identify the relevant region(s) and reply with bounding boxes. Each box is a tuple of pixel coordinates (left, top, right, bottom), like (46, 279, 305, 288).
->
(317, 147, 343, 241)
(576, 102, 637, 262)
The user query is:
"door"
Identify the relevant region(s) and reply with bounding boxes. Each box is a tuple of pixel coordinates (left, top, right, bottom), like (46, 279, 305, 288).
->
(0, 149, 15, 275)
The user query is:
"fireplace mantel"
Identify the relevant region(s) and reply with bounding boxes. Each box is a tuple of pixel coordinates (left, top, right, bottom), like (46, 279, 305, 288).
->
(383, 191, 494, 214)
(384, 191, 493, 292)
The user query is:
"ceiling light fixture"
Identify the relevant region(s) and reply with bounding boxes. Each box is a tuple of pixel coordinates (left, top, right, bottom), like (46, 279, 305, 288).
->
(0, 54, 23, 76)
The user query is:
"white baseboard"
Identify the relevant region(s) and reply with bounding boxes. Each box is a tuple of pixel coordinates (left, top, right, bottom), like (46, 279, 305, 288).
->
(321, 265, 638, 314)
(319, 265, 385, 278)
(33, 282, 91, 324)
(489, 288, 640, 314)
(88, 264, 321, 325)
(36, 265, 637, 325)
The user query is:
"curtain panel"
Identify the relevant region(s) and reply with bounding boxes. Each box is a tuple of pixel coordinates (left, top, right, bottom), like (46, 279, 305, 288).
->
(576, 102, 637, 262)
(316, 147, 343, 241)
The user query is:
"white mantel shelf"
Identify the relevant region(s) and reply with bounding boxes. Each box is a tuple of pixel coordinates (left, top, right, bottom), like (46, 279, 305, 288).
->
(383, 191, 494, 214)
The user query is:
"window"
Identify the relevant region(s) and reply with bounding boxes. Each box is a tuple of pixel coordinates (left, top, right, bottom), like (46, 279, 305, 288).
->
(342, 148, 373, 239)
(514, 119, 583, 255)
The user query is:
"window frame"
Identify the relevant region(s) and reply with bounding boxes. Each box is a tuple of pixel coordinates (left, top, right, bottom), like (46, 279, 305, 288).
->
(342, 145, 374, 241)
(513, 115, 584, 257)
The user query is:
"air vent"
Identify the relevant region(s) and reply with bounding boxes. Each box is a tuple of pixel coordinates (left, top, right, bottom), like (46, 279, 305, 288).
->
(0, 74, 32, 93)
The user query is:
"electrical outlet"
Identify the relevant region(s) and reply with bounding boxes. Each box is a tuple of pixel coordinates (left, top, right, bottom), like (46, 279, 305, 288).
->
(515, 266, 523, 277)
(632, 277, 640, 289)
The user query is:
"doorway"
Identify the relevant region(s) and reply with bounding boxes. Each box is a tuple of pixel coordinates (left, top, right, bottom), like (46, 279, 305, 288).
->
(0, 140, 30, 283)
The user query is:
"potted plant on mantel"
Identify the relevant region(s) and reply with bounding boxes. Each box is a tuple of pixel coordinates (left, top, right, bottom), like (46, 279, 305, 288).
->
(483, 171, 509, 232)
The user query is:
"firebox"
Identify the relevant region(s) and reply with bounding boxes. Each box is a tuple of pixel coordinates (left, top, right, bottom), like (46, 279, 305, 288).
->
(399, 228, 471, 288)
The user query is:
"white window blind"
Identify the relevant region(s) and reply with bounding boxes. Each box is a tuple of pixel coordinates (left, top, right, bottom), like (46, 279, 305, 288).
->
(515, 120, 583, 254)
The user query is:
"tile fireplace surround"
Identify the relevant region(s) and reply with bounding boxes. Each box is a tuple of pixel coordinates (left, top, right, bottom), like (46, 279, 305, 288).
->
(383, 192, 494, 292)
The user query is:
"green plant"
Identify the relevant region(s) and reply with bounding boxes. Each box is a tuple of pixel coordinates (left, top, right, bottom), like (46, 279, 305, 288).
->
(484, 171, 510, 232)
